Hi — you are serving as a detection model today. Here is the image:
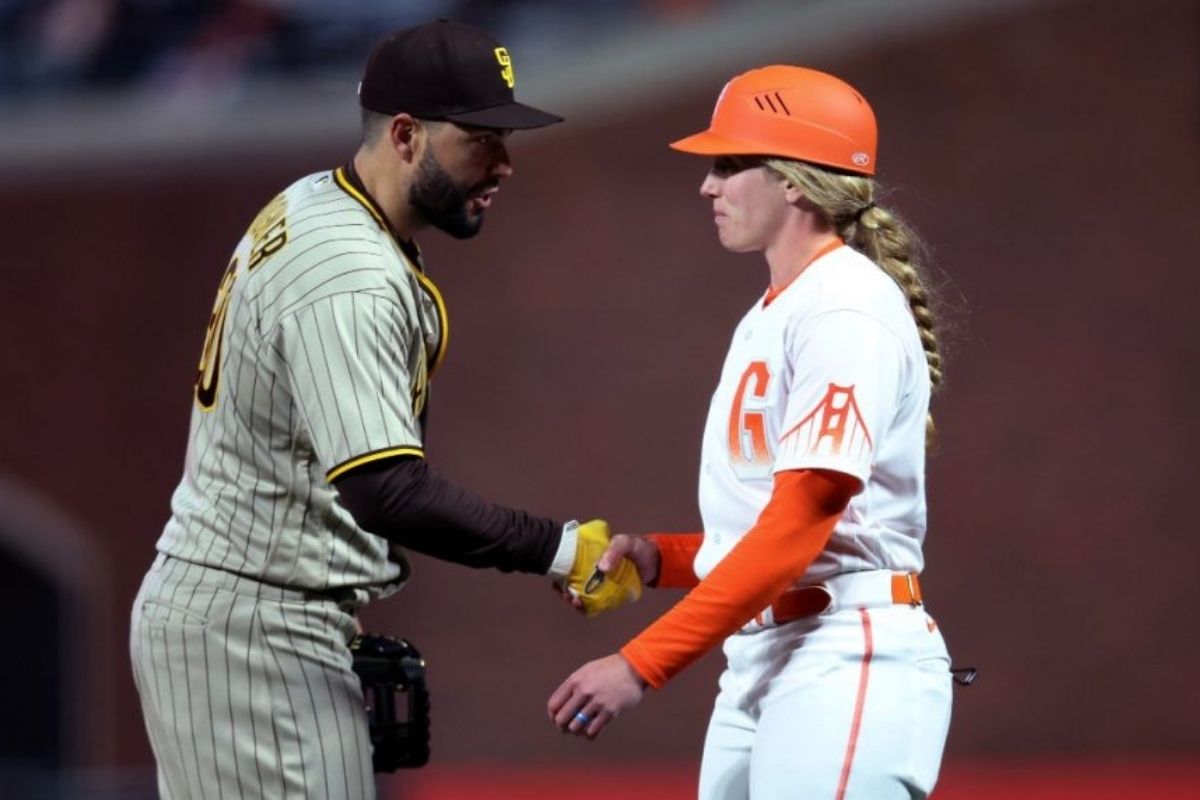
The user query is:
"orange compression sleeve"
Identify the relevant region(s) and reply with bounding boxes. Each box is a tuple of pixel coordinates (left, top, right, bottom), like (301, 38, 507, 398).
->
(620, 469, 857, 689)
(644, 533, 703, 588)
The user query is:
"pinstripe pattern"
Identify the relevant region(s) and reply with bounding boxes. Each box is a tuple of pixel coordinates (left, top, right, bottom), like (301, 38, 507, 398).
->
(131, 555, 374, 798)
(134, 167, 446, 795)
(158, 167, 443, 591)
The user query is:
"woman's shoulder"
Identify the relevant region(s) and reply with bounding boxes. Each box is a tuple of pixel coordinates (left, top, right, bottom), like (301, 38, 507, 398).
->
(807, 246, 907, 316)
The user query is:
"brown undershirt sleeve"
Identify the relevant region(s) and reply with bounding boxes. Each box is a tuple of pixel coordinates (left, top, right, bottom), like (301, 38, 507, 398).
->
(334, 456, 562, 574)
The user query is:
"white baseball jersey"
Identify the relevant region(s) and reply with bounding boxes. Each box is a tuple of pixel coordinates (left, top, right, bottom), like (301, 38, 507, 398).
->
(694, 243, 929, 582)
(156, 166, 447, 596)
(690, 243, 951, 800)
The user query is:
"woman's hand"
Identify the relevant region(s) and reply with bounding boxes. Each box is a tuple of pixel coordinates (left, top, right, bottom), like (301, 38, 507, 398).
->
(600, 534, 661, 587)
(547, 653, 647, 739)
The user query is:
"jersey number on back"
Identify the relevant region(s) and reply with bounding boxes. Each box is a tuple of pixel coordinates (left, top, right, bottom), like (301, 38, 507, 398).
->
(195, 256, 238, 410)
(194, 194, 290, 410)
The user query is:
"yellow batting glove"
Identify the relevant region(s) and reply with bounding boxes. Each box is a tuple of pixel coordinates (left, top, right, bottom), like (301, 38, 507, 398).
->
(566, 520, 642, 617)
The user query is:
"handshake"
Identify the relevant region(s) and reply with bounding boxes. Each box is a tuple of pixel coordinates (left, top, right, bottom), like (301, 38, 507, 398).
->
(556, 520, 648, 617)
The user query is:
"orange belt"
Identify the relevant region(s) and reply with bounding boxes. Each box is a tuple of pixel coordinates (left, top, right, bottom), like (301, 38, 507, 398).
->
(765, 571, 923, 627)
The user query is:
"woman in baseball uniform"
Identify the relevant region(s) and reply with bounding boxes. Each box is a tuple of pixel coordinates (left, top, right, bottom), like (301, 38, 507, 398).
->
(550, 65, 954, 798)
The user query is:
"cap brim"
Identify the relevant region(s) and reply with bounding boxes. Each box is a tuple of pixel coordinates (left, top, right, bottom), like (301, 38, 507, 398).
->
(445, 101, 563, 130)
(669, 129, 763, 156)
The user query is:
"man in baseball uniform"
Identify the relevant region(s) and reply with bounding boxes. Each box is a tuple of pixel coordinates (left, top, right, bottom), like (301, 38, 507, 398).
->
(130, 20, 637, 799)
(549, 66, 954, 798)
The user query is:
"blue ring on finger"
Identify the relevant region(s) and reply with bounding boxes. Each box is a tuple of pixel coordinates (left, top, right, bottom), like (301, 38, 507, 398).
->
(574, 711, 591, 725)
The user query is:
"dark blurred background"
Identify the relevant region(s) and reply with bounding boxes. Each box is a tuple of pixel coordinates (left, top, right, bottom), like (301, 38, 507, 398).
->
(1, 0, 1197, 797)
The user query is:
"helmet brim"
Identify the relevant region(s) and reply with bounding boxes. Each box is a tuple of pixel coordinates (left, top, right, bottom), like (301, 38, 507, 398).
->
(670, 128, 875, 176)
(669, 129, 765, 156)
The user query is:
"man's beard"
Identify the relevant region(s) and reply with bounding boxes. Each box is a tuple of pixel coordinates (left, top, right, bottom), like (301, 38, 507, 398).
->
(409, 148, 490, 239)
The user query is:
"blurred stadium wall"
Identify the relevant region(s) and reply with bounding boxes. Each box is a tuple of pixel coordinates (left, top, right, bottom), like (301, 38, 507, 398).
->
(1, 0, 1197, 796)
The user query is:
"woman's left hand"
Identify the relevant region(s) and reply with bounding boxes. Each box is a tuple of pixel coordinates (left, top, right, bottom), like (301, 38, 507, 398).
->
(548, 653, 647, 739)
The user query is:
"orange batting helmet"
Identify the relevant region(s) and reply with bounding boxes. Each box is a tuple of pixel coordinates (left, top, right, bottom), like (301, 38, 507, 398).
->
(670, 65, 877, 175)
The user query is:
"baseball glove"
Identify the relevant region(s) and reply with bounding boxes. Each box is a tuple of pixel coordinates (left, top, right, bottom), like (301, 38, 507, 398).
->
(351, 633, 430, 770)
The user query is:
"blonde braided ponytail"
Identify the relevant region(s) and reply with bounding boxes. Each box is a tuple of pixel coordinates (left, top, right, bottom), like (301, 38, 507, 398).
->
(764, 158, 943, 444)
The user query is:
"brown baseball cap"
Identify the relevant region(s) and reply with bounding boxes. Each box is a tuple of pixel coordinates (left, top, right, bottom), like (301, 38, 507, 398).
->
(358, 19, 563, 130)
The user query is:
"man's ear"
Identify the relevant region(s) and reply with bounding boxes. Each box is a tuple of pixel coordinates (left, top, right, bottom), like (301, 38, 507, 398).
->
(390, 113, 420, 160)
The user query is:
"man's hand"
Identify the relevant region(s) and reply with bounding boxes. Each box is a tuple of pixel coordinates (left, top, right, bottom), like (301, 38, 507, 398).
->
(548, 653, 647, 739)
(561, 520, 642, 616)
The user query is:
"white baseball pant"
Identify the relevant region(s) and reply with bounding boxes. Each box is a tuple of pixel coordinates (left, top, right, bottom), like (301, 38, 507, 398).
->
(698, 600, 952, 799)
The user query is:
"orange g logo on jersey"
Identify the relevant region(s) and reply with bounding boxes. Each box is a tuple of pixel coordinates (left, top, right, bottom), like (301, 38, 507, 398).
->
(781, 383, 873, 460)
(728, 361, 772, 469)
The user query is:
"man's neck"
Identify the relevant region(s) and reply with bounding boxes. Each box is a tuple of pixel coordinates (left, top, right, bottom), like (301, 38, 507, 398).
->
(352, 149, 420, 241)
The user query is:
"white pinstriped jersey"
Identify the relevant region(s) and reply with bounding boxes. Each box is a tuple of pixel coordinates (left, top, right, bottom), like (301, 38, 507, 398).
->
(693, 244, 930, 582)
(156, 166, 446, 595)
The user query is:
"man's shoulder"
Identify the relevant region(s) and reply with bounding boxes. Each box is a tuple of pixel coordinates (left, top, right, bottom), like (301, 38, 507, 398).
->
(246, 170, 403, 291)
(236, 178, 418, 329)
(280, 169, 384, 243)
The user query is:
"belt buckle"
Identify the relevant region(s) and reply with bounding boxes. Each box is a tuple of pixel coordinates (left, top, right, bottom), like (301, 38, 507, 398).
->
(905, 572, 922, 606)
